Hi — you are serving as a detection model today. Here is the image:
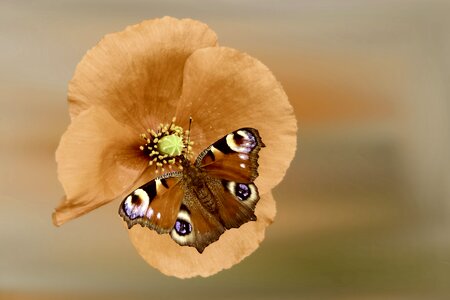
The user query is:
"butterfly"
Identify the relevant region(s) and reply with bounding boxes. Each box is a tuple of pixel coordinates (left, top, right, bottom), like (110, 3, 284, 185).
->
(119, 128, 264, 253)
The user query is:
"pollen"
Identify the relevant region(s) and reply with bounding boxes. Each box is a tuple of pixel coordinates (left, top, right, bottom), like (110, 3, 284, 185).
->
(139, 117, 193, 173)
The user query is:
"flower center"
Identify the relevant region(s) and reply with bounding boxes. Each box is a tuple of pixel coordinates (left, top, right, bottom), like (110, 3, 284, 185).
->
(157, 135, 184, 157)
(139, 118, 193, 173)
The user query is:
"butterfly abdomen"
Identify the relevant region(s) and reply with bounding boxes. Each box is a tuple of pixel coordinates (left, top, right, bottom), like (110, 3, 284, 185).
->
(182, 164, 217, 214)
(193, 178, 219, 214)
(195, 187, 217, 213)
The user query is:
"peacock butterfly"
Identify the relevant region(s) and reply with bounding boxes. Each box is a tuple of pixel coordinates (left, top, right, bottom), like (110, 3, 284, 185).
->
(119, 128, 264, 253)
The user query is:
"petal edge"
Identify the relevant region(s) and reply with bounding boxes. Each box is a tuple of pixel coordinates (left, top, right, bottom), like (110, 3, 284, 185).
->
(54, 107, 147, 225)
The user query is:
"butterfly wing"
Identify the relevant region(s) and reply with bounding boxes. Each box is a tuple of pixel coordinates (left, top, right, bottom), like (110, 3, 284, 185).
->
(197, 128, 263, 229)
(169, 201, 225, 253)
(196, 128, 264, 183)
(119, 172, 184, 234)
(215, 179, 260, 229)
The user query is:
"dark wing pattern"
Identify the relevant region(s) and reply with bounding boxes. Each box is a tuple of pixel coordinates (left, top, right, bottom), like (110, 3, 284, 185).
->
(119, 173, 184, 234)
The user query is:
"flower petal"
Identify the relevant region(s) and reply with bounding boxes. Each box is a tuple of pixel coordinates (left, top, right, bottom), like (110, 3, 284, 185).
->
(127, 192, 276, 278)
(68, 17, 218, 131)
(54, 107, 147, 226)
(176, 47, 297, 194)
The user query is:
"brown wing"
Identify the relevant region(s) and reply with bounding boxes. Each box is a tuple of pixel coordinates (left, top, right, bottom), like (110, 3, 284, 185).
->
(170, 200, 225, 253)
(119, 172, 183, 234)
(196, 128, 264, 183)
(214, 179, 260, 229)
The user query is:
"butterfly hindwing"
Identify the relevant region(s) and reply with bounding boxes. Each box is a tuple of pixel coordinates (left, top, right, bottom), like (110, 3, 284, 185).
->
(119, 173, 184, 234)
(170, 201, 225, 253)
(196, 128, 264, 183)
(215, 180, 260, 229)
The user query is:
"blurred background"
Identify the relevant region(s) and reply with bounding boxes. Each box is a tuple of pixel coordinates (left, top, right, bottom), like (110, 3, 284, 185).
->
(1, 0, 450, 299)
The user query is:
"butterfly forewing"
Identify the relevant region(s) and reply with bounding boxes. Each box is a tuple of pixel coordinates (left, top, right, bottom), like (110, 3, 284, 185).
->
(196, 128, 264, 183)
(119, 173, 184, 234)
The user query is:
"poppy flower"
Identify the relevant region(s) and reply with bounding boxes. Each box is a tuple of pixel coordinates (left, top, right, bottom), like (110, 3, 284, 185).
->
(53, 17, 297, 278)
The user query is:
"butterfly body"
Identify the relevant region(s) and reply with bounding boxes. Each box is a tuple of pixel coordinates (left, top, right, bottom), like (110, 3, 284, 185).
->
(181, 163, 221, 214)
(119, 128, 264, 253)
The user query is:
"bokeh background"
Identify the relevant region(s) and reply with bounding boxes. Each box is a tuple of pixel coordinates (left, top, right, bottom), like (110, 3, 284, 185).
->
(1, 1, 450, 299)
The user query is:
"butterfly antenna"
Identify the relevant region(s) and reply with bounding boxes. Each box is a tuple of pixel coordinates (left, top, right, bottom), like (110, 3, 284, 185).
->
(186, 116, 192, 157)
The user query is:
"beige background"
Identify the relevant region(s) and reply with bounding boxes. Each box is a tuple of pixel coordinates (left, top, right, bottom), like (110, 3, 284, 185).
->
(1, 1, 450, 299)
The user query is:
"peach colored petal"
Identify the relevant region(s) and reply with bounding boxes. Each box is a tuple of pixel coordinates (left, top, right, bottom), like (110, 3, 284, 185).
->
(128, 192, 276, 278)
(176, 47, 297, 195)
(68, 17, 218, 132)
(54, 107, 148, 226)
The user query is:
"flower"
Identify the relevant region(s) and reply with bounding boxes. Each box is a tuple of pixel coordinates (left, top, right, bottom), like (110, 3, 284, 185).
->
(53, 17, 297, 278)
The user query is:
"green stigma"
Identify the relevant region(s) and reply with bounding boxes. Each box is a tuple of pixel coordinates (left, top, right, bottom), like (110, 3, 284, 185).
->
(139, 118, 194, 173)
(157, 134, 184, 157)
